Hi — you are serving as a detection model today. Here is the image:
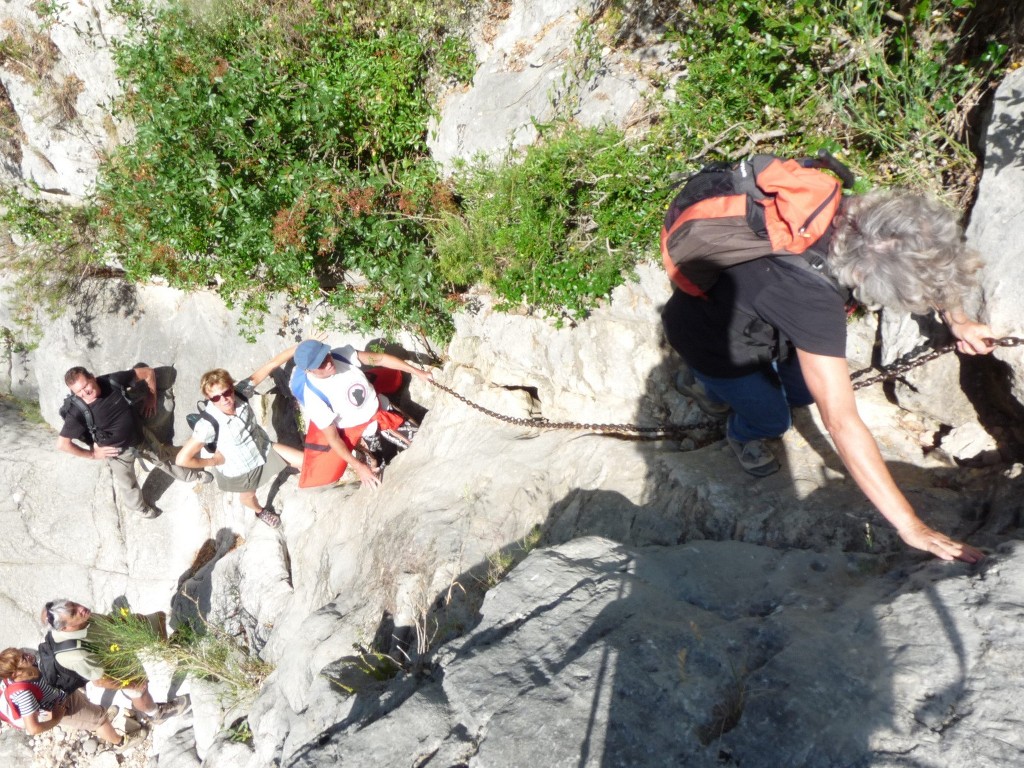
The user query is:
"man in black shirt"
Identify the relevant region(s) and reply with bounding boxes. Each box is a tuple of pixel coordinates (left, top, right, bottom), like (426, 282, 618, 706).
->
(663, 190, 995, 564)
(57, 365, 210, 518)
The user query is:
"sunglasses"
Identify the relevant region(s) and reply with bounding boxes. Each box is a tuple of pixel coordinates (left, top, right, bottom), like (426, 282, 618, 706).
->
(209, 389, 235, 403)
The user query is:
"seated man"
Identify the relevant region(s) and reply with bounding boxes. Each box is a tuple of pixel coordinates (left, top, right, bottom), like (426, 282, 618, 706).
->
(57, 365, 210, 518)
(176, 345, 304, 529)
(290, 339, 432, 488)
(41, 599, 189, 723)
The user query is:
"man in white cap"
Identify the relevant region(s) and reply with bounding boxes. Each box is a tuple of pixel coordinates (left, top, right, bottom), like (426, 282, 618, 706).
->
(290, 339, 432, 488)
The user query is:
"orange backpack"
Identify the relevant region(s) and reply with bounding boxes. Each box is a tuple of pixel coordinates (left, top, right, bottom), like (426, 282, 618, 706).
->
(661, 153, 854, 297)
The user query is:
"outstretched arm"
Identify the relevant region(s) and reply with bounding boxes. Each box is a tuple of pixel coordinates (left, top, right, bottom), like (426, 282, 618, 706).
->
(248, 344, 301, 388)
(355, 350, 432, 383)
(321, 423, 381, 489)
(797, 348, 983, 563)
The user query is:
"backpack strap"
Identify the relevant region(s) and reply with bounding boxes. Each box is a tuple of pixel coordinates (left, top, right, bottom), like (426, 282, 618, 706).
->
(293, 353, 350, 410)
(302, 377, 333, 411)
(65, 396, 98, 444)
(196, 406, 220, 453)
(0, 679, 44, 725)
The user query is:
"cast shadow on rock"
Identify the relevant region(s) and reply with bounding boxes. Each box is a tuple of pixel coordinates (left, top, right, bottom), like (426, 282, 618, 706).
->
(68, 280, 141, 351)
(548, 488, 992, 768)
(169, 528, 242, 633)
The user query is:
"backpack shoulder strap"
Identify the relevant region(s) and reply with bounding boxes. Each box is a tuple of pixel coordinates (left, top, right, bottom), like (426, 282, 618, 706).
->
(1, 680, 43, 722)
(65, 396, 97, 442)
(52, 638, 82, 653)
(302, 377, 333, 411)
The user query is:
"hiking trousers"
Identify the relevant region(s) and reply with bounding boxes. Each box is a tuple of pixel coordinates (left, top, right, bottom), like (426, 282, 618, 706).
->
(691, 356, 815, 443)
(107, 426, 205, 514)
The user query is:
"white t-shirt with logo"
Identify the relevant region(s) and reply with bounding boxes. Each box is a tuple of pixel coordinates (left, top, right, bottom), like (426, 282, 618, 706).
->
(300, 346, 380, 430)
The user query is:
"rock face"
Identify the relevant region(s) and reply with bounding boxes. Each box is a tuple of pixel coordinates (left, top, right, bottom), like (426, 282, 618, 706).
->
(0, 0, 127, 200)
(271, 535, 1024, 768)
(428, 0, 670, 172)
(969, 65, 1024, 413)
(2, 2, 1024, 768)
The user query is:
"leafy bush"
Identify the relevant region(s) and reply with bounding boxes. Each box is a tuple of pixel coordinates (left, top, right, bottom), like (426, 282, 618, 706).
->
(0, 0, 1009, 339)
(0, 186, 100, 326)
(95, 0, 475, 338)
(432, 0, 1007, 321)
(431, 127, 668, 320)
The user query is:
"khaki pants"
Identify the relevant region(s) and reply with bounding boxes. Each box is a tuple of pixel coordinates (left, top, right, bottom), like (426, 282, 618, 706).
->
(61, 690, 107, 731)
(107, 426, 205, 514)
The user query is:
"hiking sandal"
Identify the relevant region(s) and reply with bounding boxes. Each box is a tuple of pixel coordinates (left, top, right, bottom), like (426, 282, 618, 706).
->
(255, 507, 281, 528)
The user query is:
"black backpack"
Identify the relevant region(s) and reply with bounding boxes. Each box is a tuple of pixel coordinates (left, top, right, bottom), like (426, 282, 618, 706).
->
(186, 386, 250, 453)
(36, 632, 89, 694)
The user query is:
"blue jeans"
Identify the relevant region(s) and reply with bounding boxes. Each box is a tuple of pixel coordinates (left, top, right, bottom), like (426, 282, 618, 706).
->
(691, 356, 814, 443)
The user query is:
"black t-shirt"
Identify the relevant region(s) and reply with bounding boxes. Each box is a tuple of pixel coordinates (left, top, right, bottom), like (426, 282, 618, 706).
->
(662, 257, 847, 378)
(59, 370, 141, 449)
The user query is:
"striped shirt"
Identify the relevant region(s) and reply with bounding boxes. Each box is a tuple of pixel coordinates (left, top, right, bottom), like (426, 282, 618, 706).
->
(6, 678, 66, 717)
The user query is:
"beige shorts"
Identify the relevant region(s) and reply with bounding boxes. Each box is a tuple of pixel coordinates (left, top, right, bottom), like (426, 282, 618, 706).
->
(61, 690, 107, 730)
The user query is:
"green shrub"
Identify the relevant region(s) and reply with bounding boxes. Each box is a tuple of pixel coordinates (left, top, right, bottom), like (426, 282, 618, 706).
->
(0, 186, 100, 327)
(88, 607, 272, 704)
(0, 0, 1008, 339)
(432, 127, 668, 320)
(94, 0, 475, 339)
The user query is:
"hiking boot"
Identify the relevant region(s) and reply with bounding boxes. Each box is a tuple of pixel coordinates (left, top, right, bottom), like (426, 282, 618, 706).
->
(139, 505, 160, 519)
(255, 506, 281, 529)
(150, 696, 192, 724)
(727, 436, 780, 477)
(675, 368, 730, 418)
(196, 471, 215, 485)
(112, 725, 149, 753)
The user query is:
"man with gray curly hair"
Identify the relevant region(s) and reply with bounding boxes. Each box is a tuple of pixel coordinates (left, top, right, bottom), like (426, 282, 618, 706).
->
(663, 188, 995, 563)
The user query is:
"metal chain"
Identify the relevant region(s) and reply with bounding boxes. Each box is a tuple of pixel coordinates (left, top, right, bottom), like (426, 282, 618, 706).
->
(429, 336, 1024, 439)
(851, 336, 1024, 390)
(428, 380, 720, 440)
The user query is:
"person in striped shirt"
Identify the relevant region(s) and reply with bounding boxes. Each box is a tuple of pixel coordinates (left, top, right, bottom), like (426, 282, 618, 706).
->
(0, 648, 144, 751)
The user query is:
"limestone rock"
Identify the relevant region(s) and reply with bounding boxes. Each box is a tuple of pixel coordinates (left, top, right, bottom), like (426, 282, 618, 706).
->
(940, 421, 1001, 466)
(266, 535, 1024, 768)
(0, 1, 129, 199)
(970, 65, 1024, 408)
(428, 0, 665, 172)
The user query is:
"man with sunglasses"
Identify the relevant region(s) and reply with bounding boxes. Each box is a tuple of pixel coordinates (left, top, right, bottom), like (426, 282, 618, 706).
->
(57, 364, 211, 519)
(175, 344, 304, 528)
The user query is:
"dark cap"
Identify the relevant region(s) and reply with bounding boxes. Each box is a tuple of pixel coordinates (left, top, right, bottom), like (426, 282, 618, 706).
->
(294, 340, 331, 371)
